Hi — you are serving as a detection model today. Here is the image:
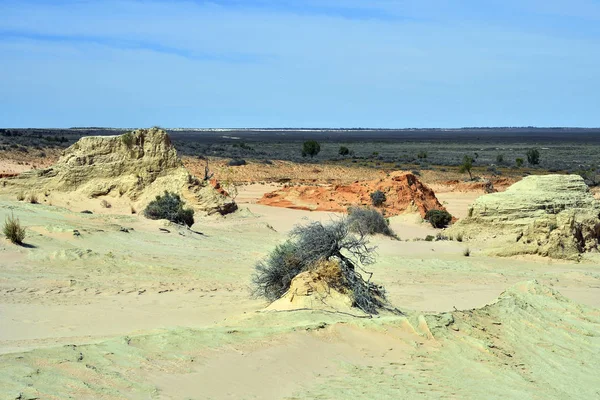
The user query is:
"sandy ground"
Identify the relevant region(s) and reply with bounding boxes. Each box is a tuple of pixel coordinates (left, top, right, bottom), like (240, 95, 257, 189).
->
(1, 182, 600, 398)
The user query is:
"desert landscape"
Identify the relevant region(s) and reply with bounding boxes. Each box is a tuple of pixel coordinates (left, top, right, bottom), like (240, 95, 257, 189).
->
(1, 128, 599, 399)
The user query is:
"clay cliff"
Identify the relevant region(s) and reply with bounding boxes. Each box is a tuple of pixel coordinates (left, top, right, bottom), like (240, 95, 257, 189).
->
(448, 175, 600, 259)
(0, 128, 237, 215)
(259, 172, 446, 217)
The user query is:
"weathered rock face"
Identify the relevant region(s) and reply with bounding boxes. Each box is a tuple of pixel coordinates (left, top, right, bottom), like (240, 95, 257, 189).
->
(259, 172, 447, 217)
(449, 175, 600, 259)
(1, 128, 236, 215)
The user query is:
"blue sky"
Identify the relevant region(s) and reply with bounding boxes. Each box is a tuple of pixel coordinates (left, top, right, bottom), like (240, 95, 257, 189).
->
(0, 0, 599, 128)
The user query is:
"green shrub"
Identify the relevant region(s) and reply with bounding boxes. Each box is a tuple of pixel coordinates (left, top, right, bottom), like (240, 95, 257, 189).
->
(370, 190, 386, 207)
(301, 140, 321, 158)
(424, 235, 435, 241)
(425, 209, 452, 228)
(143, 191, 194, 227)
(347, 206, 395, 237)
(496, 154, 504, 164)
(515, 158, 524, 168)
(526, 149, 540, 165)
(417, 151, 428, 159)
(3, 214, 26, 244)
(339, 146, 350, 156)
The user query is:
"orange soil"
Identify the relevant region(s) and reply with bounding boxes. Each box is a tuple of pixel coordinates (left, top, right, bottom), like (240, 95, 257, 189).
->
(258, 172, 447, 217)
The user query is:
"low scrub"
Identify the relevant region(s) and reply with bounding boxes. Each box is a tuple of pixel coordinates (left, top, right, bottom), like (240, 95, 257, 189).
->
(252, 219, 393, 314)
(228, 159, 247, 167)
(369, 190, 386, 207)
(3, 214, 26, 244)
(143, 191, 194, 227)
(425, 209, 452, 228)
(347, 206, 395, 237)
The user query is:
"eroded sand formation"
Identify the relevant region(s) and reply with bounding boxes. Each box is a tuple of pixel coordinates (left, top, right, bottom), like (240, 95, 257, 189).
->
(259, 172, 446, 217)
(449, 174, 600, 259)
(0, 128, 236, 215)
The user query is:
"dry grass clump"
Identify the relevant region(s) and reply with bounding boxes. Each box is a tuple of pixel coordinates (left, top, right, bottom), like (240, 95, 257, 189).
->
(28, 193, 38, 204)
(16, 192, 25, 201)
(463, 247, 471, 257)
(3, 214, 26, 244)
(100, 199, 112, 208)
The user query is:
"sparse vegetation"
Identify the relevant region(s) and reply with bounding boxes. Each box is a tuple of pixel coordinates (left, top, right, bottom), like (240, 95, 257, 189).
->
(370, 190, 386, 207)
(347, 206, 395, 237)
(28, 193, 38, 204)
(301, 140, 321, 158)
(3, 214, 26, 244)
(425, 209, 452, 229)
(417, 151, 428, 159)
(252, 219, 390, 314)
(143, 191, 195, 227)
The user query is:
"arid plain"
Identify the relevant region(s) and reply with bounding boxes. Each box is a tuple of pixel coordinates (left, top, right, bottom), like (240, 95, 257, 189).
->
(0, 129, 599, 399)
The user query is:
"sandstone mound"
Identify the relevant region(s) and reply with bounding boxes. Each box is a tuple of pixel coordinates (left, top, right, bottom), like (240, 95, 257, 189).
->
(448, 174, 600, 259)
(0, 128, 236, 215)
(259, 172, 446, 217)
(265, 259, 359, 314)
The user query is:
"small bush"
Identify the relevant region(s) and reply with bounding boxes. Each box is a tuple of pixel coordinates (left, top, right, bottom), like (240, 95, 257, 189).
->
(228, 159, 247, 167)
(463, 248, 471, 257)
(425, 235, 435, 241)
(252, 219, 389, 314)
(425, 209, 452, 229)
(515, 158, 524, 168)
(347, 206, 395, 237)
(143, 191, 195, 227)
(370, 190, 386, 207)
(496, 154, 504, 164)
(121, 132, 134, 147)
(301, 140, 321, 158)
(417, 151, 428, 159)
(3, 214, 26, 244)
(28, 193, 38, 204)
(100, 199, 111, 208)
(16, 192, 25, 201)
(339, 146, 350, 156)
(526, 149, 540, 165)
(456, 233, 463, 242)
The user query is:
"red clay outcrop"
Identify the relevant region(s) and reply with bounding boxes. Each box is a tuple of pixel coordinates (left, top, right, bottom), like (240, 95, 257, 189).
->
(259, 172, 446, 217)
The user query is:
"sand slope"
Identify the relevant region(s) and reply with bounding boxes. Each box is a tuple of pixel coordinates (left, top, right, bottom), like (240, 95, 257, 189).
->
(1, 191, 600, 399)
